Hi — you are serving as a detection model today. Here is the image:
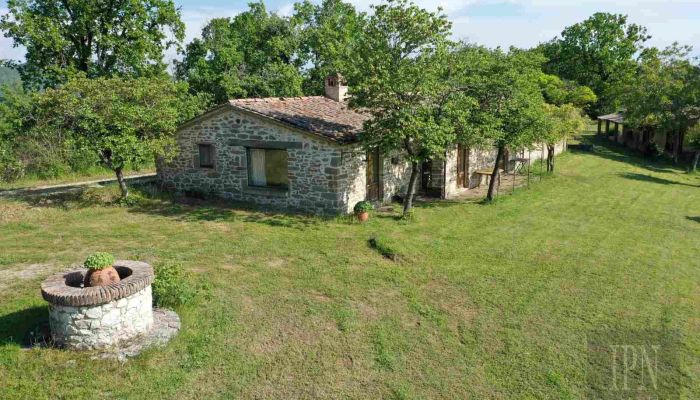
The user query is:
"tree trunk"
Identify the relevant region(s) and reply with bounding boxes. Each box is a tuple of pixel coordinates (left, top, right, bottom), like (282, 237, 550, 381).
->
(486, 145, 504, 202)
(402, 161, 420, 216)
(547, 144, 555, 173)
(673, 128, 681, 164)
(115, 167, 129, 199)
(692, 150, 700, 173)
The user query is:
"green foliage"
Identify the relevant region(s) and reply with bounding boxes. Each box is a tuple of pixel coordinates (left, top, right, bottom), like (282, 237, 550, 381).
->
(176, 2, 304, 103)
(351, 0, 453, 214)
(293, 0, 366, 94)
(25, 75, 208, 196)
(353, 200, 374, 214)
(539, 74, 597, 110)
(0, 65, 21, 99)
(542, 12, 650, 114)
(152, 261, 196, 308)
(688, 124, 700, 148)
(622, 44, 700, 139)
(543, 103, 588, 145)
(0, 0, 185, 89)
(83, 252, 115, 270)
(453, 46, 549, 151)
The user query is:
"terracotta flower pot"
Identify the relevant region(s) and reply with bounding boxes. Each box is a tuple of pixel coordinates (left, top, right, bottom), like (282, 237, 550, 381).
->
(84, 266, 121, 287)
(356, 211, 369, 222)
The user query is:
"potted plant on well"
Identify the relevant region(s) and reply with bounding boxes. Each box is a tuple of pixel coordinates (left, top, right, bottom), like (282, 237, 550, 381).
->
(353, 201, 374, 222)
(83, 252, 121, 287)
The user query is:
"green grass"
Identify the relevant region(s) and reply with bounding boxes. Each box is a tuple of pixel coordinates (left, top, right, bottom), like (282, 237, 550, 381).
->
(0, 135, 698, 399)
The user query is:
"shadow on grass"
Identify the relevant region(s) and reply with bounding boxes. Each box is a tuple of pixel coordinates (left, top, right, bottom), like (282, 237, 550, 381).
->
(0, 306, 48, 347)
(1, 188, 109, 210)
(2, 183, 326, 230)
(572, 134, 686, 175)
(127, 196, 326, 230)
(687, 216, 700, 223)
(619, 172, 698, 187)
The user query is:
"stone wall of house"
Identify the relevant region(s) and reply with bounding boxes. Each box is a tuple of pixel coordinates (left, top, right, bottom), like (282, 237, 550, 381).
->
(442, 141, 567, 199)
(382, 153, 413, 203)
(159, 108, 412, 215)
(159, 108, 355, 215)
(49, 286, 153, 350)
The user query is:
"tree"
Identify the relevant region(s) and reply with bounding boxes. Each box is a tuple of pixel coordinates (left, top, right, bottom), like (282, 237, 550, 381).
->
(623, 44, 700, 163)
(27, 76, 208, 198)
(542, 103, 587, 172)
(538, 74, 595, 171)
(176, 1, 303, 103)
(0, 0, 184, 89)
(351, 0, 454, 216)
(542, 13, 650, 115)
(455, 48, 549, 201)
(293, 0, 366, 94)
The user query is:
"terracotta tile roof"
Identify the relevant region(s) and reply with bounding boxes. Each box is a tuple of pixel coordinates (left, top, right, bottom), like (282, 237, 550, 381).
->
(228, 96, 368, 144)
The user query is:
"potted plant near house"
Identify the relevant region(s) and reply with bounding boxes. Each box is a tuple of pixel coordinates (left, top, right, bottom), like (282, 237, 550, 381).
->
(354, 201, 374, 222)
(83, 252, 121, 287)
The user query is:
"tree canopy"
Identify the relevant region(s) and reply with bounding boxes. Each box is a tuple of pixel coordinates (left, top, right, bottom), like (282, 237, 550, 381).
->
(175, 1, 304, 103)
(622, 44, 700, 162)
(1, 0, 185, 88)
(26, 76, 208, 197)
(293, 0, 366, 95)
(542, 12, 650, 115)
(351, 0, 454, 215)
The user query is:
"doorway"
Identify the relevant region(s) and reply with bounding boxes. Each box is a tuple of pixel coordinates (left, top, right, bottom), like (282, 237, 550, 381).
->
(456, 144, 470, 188)
(366, 149, 382, 201)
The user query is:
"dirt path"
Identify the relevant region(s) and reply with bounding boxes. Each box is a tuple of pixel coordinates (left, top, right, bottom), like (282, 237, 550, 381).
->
(0, 173, 156, 198)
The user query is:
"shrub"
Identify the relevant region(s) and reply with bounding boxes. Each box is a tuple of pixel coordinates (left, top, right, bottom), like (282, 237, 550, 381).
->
(152, 261, 196, 308)
(84, 252, 115, 270)
(354, 201, 375, 214)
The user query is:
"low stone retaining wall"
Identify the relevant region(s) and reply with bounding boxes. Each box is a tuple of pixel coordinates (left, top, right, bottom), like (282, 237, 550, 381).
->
(41, 260, 154, 350)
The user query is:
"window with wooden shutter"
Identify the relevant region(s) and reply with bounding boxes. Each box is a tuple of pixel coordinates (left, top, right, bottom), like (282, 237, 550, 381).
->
(198, 144, 214, 169)
(247, 148, 289, 189)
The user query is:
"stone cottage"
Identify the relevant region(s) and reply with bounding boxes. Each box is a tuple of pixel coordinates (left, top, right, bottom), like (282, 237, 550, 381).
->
(158, 74, 565, 214)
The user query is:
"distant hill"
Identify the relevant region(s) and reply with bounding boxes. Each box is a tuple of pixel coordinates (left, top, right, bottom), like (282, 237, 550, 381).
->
(0, 65, 21, 87)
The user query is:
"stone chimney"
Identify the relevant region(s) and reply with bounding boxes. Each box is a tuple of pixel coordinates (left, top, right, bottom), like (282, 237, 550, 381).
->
(324, 73, 348, 102)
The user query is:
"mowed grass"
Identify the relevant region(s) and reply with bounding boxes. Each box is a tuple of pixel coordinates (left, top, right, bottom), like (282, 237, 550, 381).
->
(0, 136, 698, 399)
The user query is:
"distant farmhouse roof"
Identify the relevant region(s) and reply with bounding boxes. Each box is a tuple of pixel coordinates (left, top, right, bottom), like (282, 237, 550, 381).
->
(597, 112, 624, 124)
(228, 96, 368, 144)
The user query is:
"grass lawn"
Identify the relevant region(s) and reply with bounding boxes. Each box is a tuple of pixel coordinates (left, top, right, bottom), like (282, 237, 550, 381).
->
(0, 135, 698, 399)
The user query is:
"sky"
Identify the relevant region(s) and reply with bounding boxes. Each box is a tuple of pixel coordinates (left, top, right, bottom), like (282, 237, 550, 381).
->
(1, 0, 699, 64)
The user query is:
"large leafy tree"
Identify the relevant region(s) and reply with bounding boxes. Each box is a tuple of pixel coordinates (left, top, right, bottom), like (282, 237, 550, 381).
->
(351, 0, 455, 216)
(623, 44, 700, 163)
(455, 48, 549, 201)
(0, 0, 184, 89)
(293, 0, 366, 94)
(542, 13, 650, 115)
(176, 1, 303, 103)
(27, 76, 208, 198)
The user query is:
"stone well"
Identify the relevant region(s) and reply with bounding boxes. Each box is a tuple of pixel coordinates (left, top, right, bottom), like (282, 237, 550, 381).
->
(41, 260, 155, 351)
